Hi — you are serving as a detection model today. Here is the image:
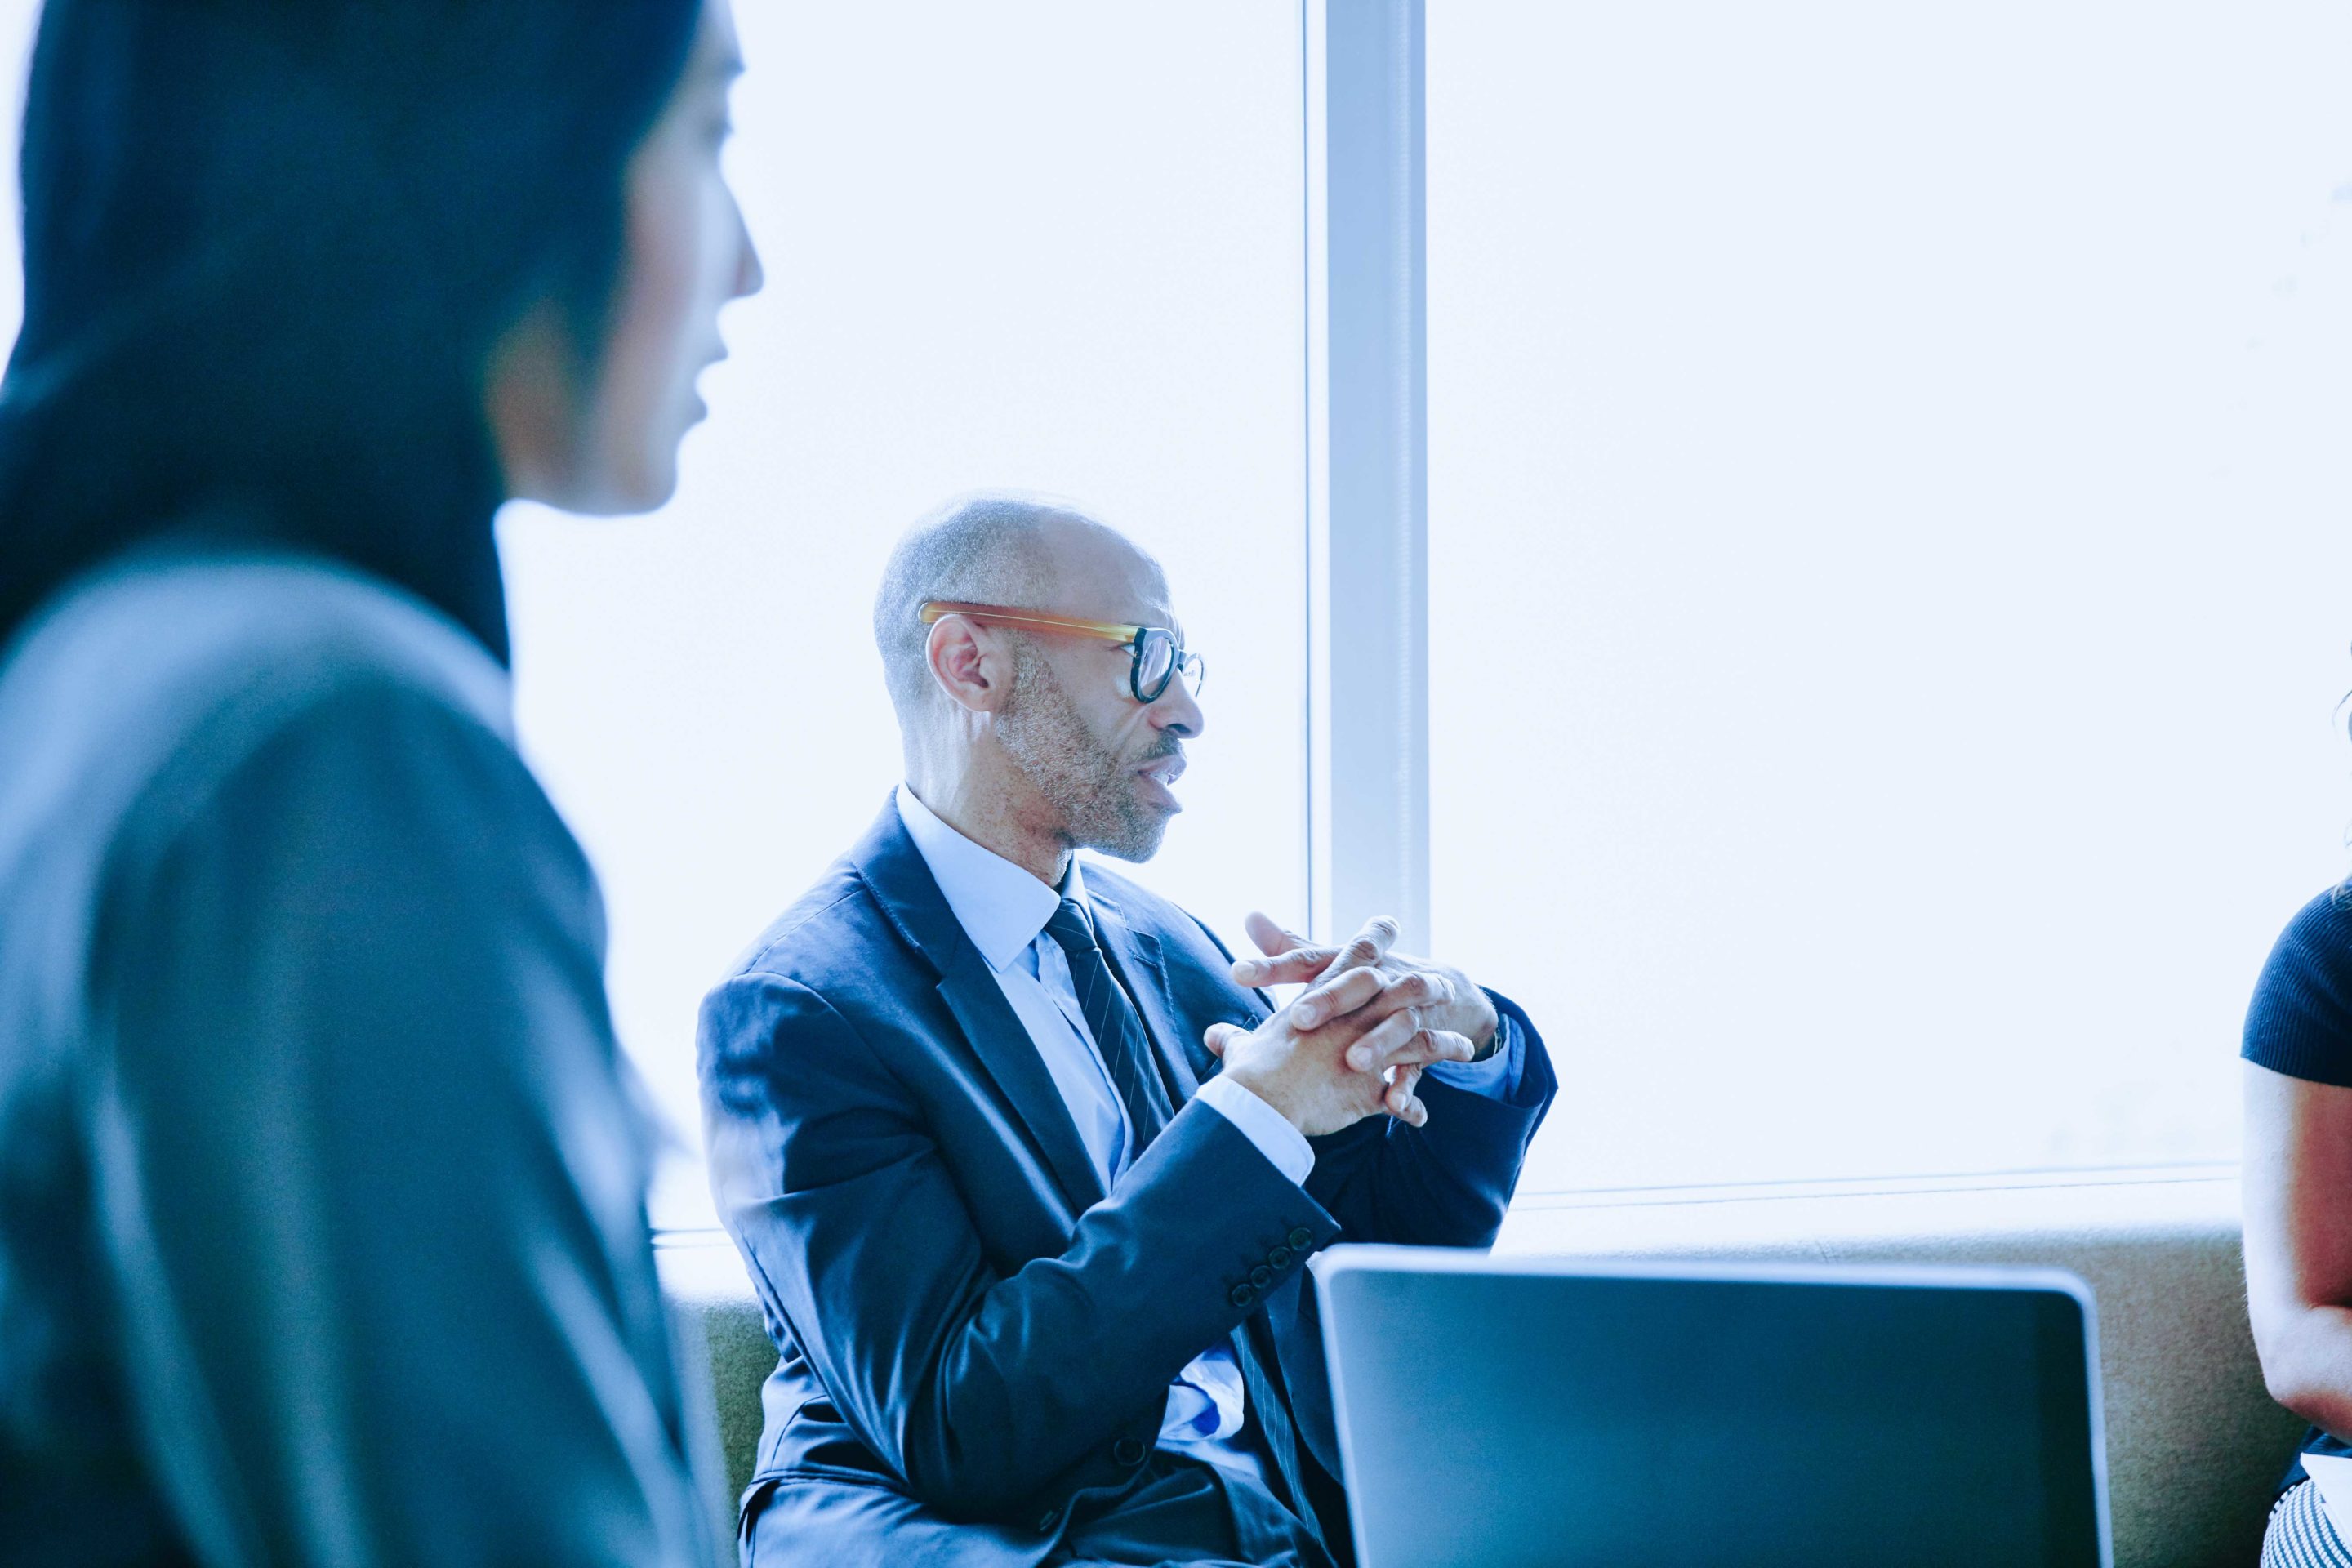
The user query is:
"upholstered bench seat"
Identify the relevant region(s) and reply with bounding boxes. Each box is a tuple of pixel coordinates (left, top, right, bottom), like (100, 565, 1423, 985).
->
(658, 1167, 2289, 1568)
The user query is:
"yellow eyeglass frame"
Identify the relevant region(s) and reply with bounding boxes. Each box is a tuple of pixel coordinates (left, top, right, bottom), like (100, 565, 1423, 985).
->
(917, 600, 1205, 703)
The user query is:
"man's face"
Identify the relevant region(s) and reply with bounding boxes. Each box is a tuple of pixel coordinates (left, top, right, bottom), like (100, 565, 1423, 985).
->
(995, 536, 1205, 864)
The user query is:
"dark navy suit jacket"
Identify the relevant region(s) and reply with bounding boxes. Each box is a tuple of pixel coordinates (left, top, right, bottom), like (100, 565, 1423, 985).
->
(697, 804, 1556, 1567)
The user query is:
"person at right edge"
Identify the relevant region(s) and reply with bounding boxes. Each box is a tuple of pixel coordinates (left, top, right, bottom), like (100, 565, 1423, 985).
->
(2243, 874, 2352, 1566)
(0, 1, 762, 1562)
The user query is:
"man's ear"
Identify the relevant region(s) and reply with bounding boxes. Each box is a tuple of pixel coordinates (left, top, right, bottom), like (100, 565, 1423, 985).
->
(925, 616, 1012, 715)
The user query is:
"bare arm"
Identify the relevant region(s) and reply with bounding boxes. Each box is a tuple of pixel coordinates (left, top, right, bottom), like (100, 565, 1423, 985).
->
(2243, 1059, 2352, 1436)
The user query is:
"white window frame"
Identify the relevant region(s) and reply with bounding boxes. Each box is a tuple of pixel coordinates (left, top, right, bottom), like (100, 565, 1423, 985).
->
(1310, 2, 2245, 1217)
(1303, 0, 1431, 951)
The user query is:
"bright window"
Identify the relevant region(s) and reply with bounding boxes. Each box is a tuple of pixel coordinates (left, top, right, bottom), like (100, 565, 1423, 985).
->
(500, 2, 1307, 1224)
(1427, 0, 2352, 1191)
(11, 1, 2348, 1214)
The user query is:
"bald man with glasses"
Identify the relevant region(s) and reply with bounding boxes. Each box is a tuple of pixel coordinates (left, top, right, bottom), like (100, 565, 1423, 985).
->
(697, 493, 1556, 1568)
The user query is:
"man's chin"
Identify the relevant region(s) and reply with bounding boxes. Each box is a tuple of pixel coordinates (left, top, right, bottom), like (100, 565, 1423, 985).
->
(1085, 810, 1175, 865)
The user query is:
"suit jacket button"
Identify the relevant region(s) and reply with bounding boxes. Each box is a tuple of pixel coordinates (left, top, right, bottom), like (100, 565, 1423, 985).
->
(1288, 1226, 1315, 1250)
(1268, 1245, 1294, 1268)
(1113, 1436, 1147, 1467)
(1230, 1282, 1256, 1307)
(1250, 1264, 1275, 1289)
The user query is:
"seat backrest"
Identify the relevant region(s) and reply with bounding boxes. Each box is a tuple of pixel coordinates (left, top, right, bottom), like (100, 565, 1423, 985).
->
(1494, 1174, 2297, 1568)
(659, 1172, 2296, 1568)
(657, 1237, 782, 1558)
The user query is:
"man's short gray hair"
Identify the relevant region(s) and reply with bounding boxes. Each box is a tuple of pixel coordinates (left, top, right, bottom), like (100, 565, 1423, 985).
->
(872, 492, 1086, 720)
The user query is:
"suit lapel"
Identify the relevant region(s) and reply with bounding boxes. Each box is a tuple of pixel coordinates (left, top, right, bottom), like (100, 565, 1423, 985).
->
(850, 803, 1107, 1218)
(1085, 887, 1205, 1102)
(933, 949, 1107, 1214)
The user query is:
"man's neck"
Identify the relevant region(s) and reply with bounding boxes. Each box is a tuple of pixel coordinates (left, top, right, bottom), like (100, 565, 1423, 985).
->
(905, 764, 1071, 889)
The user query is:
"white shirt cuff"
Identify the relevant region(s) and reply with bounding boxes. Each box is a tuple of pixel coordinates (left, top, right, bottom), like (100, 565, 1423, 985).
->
(1195, 1073, 1315, 1186)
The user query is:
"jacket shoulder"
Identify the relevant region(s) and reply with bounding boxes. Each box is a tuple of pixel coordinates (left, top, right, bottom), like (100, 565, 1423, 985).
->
(0, 547, 512, 844)
(717, 858, 911, 1002)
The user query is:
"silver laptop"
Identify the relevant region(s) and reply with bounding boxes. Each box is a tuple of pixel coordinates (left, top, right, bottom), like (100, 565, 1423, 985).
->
(1313, 1247, 2111, 1568)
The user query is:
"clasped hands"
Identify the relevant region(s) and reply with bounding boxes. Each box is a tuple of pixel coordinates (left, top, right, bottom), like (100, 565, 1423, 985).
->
(1204, 913, 1499, 1137)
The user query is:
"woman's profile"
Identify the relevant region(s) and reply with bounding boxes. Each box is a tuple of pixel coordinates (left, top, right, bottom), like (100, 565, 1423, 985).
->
(0, 1, 761, 1561)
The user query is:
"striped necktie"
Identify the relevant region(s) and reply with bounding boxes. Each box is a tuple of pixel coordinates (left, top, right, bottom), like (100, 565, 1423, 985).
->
(1042, 895, 1176, 1150)
(1041, 896, 1321, 1547)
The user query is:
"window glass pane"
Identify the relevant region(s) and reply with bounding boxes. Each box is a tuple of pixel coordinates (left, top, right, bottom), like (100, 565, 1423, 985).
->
(1429, 2, 2352, 1191)
(501, 3, 1306, 1225)
(0, 4, 30, 339)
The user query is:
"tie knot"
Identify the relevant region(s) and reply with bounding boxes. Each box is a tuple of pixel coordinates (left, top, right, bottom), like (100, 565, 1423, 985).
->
(1043, 897, 1098, 956)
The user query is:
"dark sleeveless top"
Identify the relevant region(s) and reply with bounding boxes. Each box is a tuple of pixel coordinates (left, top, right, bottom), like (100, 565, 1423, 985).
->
(2243, 887, 2352, 1490)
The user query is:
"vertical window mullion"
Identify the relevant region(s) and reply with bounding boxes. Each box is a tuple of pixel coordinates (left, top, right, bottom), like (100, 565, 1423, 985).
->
(1303, 0, 1431, 950)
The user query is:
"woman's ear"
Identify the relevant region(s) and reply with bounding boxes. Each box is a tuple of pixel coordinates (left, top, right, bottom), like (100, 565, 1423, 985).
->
(483, 298, 584, 506)
(926, 616, 1012, 715)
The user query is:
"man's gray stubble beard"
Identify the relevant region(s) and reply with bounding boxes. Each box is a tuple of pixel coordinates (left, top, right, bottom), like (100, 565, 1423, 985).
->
(997, 643, 1172, 865)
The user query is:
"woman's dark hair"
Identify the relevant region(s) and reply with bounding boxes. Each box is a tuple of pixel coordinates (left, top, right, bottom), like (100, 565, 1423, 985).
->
(0, 0, 705, 660)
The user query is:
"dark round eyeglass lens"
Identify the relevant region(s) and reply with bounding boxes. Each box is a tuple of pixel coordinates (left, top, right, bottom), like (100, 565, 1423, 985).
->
(1136, 631, 1176, 697)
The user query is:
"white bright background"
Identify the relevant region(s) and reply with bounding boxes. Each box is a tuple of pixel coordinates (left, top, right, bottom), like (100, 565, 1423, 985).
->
(499, 3, 1307, 1224)
(0, 0, 1306, 1230)
(1428, 1, 2352, 1192)
(6, 3, 2352, 1218)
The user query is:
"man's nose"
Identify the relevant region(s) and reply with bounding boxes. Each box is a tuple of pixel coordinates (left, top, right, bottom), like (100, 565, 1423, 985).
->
(1149, 678, 1204, 738)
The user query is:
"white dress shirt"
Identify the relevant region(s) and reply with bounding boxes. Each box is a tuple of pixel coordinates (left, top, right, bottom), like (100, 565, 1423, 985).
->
(893, 785, 1517, 1483)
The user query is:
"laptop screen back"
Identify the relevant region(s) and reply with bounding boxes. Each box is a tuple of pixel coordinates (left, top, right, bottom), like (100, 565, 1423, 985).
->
(1316, 1251, 2108, 1568)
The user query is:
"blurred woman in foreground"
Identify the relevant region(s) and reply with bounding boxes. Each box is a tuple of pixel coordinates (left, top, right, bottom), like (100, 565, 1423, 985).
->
(0, 1, 761, 1561)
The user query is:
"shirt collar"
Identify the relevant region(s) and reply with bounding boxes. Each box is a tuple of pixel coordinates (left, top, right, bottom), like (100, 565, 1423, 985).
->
(894, 785, 1086, 972)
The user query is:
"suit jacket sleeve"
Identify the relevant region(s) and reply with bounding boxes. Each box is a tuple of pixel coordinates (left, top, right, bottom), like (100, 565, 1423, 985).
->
(1180, 914, 1559, 1487)
(1298, 989, 1557, 1248)
(699, 970, 1344, 1521)
(91, 675, 712, 1568)
(1183, 915, 1557, 1250)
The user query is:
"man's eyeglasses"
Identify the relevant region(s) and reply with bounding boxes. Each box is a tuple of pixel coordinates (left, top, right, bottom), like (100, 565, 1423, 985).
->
(917, 601, 1207, 704)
